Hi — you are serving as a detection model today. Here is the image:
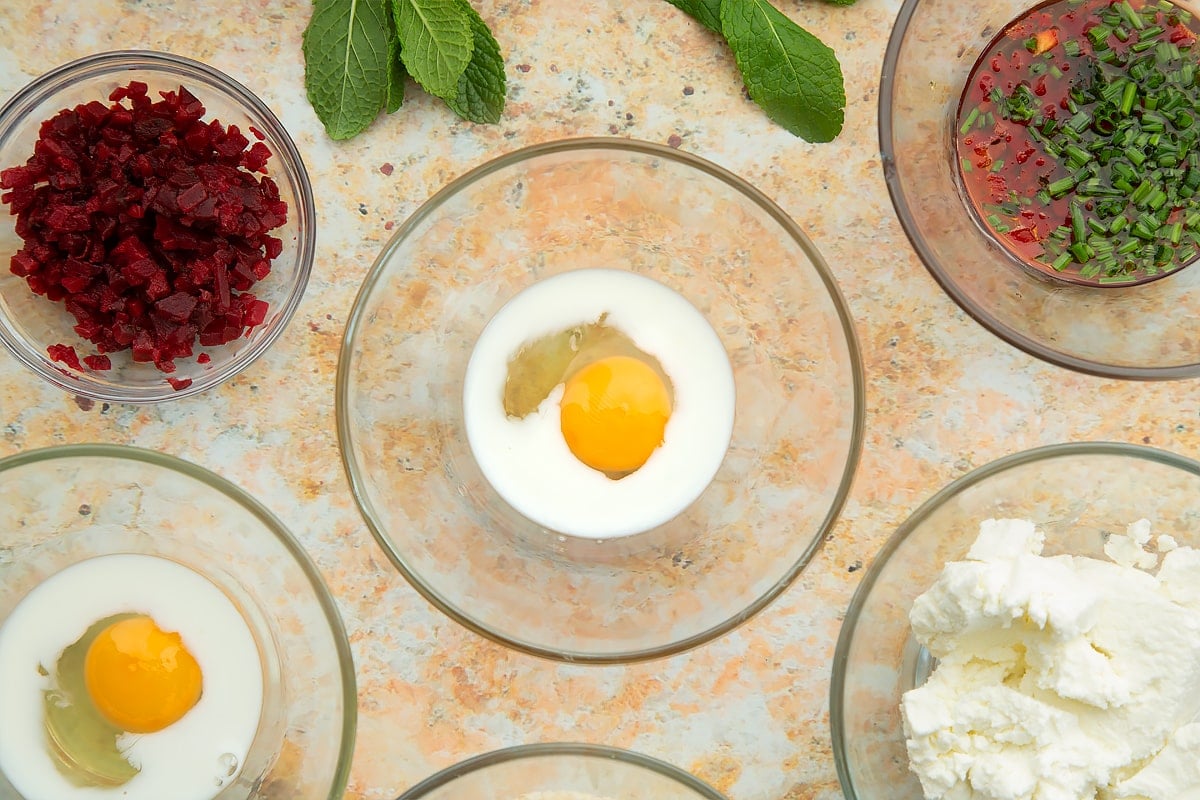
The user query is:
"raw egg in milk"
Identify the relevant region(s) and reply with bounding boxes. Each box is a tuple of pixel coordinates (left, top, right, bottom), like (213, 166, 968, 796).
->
(463, 269, 735, 538)
(0, 553, 263, 800)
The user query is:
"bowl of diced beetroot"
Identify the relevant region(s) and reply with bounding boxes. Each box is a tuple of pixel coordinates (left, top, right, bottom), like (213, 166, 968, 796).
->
(0, 50, 314, 401)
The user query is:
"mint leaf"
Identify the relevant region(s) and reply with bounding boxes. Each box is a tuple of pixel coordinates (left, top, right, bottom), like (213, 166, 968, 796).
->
(719, 0, 846, 142)
(444, 1, 506, 123)
(302, 0, 393, 140)
(386, 11, 406, 114)
(392, 0, 474, 100)
(387, 57, 406, 114)
(664, 0, 722, 32)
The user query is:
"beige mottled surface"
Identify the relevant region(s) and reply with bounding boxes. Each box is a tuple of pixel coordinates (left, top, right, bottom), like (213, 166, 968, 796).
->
(2, 2, 1200, 800)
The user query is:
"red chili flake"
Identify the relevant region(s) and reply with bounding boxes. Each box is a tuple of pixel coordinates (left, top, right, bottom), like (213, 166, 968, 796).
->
(1010, 226, 1040, 243)
(0, 81, 288, 376)
(1030, 28, 1059, 55)
(986, 173, 1008, 200)
(1170, 24, 1196, 45)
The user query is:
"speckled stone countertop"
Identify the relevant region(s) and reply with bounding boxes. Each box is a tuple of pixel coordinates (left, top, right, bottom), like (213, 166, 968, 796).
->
(3, 2, 1200, 799)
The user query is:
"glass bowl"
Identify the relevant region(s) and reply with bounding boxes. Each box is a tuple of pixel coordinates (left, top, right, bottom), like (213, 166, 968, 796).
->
(830, 441, 1200, 800)
(0, 444, 355, 800)
(881, 0, 1200, 378)
(338, 137, 864, 663)
(395, 743, 728, 800)
(0, 50, 315, 401)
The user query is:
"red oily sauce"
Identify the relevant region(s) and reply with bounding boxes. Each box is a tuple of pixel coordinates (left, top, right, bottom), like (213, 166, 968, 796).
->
(956, 0, 1200, 285)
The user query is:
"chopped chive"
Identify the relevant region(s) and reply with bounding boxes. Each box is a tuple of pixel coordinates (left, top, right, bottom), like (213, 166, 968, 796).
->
(1120, 81, 1138, 115)
(1119, 0, 1145, 28)
(1088, 23, 1114, 45)
(960, 106, 980, 134)
(1048, 176, 1078, 197)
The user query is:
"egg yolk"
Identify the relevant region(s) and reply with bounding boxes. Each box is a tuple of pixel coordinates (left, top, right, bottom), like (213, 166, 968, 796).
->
(83, 615, 202, 734)
(559, 355, 671, 474)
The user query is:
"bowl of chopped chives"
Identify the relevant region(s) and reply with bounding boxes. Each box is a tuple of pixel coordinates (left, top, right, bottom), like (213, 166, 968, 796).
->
(882, 0, 1200, 378)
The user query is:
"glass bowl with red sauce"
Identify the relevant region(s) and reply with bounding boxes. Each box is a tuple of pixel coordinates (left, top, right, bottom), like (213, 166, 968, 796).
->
(0, 51, 315, 401)
(882, 0, 1200, 378)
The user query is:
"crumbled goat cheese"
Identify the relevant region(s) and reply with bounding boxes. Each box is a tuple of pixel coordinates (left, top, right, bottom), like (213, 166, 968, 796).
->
(902, 518, 1200, 800)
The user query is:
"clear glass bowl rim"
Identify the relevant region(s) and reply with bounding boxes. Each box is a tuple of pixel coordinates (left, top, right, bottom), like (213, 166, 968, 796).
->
(336, 135, 866, 664)
(0, 442, 357, 799)
(878, 3, 1199, 380)
(393, 742, 730, 800)
(0, 49, 317, 402)
(828, 439, 1200, 798)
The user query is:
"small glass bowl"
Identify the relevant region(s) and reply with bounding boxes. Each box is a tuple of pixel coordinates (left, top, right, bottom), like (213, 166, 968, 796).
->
(0, 444, 355, 800)
(830, 441, 1200, 800)
(0, 51, 315, 401)
(338, 137, 864, 663)
(396, 743, 729, 800)
(881, 0, 1200, 378)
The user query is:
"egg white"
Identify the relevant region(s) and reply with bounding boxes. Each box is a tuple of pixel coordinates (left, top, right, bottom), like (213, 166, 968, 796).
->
(462, 268, 735, 539)
(0, 554, 263, 800)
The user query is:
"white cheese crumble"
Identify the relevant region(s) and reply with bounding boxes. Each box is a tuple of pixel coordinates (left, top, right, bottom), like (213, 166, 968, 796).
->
(901, 518, 1200, 800)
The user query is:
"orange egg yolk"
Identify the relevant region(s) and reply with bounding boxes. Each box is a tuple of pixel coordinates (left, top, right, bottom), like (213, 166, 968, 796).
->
(559, 355, 671, 474)
(83, 615, 202, 734)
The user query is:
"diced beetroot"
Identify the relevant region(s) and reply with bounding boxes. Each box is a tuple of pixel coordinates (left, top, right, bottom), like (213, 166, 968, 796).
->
(0, 80, 287, 376)
(197, 352, 211, 364)
(241, 142, 271, 173)
(155, 291, 198, 323)
(243, 297, 269, 328)
(131, 330, 156, 361)
(47, 343, 82, 370)
(175, 182, 207, 212)
(167, 376, 193, 391)
(10, 250, 38, 277)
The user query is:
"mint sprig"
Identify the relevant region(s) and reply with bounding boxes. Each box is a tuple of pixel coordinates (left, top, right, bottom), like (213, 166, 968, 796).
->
(666, 0, 849, 142)
(302, 0, 507, 140)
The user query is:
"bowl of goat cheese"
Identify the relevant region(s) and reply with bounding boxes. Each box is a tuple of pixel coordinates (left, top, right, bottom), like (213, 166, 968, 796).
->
(831, 441, 1200, 800)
